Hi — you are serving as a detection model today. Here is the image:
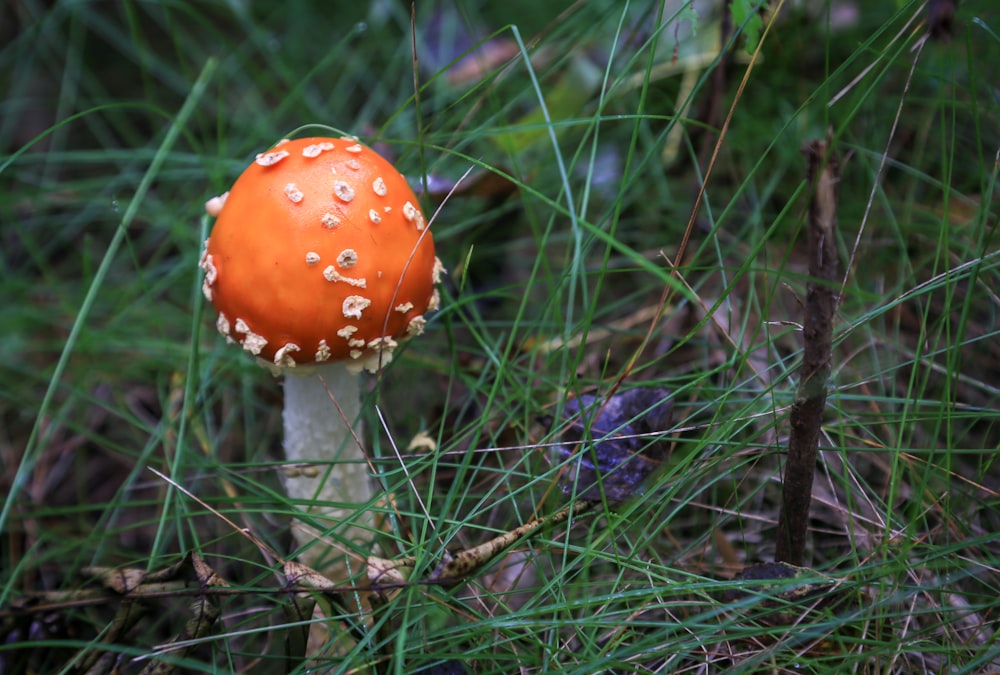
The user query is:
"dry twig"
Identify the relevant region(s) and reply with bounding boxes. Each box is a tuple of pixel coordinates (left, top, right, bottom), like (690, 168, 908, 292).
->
(775, 136, 840, 565)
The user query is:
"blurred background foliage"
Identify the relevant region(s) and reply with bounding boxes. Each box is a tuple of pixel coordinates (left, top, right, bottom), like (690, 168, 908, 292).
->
(1, 1, 998, 672)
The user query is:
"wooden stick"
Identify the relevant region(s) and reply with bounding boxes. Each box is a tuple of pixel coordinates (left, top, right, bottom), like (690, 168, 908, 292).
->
(775, 136, 840, 565)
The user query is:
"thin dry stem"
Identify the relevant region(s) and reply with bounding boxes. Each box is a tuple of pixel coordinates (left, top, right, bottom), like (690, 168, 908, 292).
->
(775, 136, 840, 565)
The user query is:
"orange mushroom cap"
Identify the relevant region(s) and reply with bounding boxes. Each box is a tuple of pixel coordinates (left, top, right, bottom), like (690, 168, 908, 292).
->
(200, 136, 443, 371)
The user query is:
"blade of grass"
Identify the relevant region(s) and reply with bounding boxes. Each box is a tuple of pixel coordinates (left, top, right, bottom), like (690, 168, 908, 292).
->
(0, 58, 218, 573)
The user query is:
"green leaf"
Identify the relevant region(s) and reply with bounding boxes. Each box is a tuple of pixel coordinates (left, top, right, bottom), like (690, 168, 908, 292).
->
(730, 0, 765, 54)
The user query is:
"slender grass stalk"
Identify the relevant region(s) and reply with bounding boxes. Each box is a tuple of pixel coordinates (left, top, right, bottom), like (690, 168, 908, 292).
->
(0, 58, 218, 558)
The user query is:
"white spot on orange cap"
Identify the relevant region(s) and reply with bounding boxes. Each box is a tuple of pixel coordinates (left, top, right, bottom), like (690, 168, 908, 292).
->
(345, 143, 363, 153)
(305, 251, 320, 265)
(333, 180, 355, 202)
(199, 252, 217, 300)
(216, 313, 231, 337)
(395, 302, 414, 313)
(368, 336, 398, 352)
(199, 249, 215, 278)
(205, 192, 229, 217)
(323, 266, 367, 287)
(407, 315, 427, 337)
(337, 249, 358, 268)
(302, 142, 334, 158)
(402, 201, 418, 222)
(235, 318, 267, 355)
(369, 209, 382, 224)
(255, 150, 290, 166)
(274, 343, 301, 367)
(432, 257, 447, 284)
(321, 213, 341, 228)
(427, 289, 441, 312)
(343, 295, 371, 319)
(346, 159, 361, 170)
(373, 177, 387, 196)
(284, 183, 304, 203)
(336, 325, 358, 339)
(315, 339, 331, 362)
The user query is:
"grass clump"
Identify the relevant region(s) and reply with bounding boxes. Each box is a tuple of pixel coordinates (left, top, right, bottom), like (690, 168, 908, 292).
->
(1, 1, 998, 673)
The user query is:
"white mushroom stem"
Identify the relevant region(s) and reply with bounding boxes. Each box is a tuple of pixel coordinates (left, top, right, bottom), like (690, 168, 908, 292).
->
(281, 362, 376, 570)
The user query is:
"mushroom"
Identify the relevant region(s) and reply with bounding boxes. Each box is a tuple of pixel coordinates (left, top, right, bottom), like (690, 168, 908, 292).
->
(200, 136, 443, 568)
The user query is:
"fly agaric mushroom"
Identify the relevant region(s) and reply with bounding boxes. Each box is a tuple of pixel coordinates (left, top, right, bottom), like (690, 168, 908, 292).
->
(200, 136, 443, 566)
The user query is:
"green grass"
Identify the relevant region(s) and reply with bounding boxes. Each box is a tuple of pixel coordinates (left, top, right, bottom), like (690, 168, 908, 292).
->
(2, 1, 999, 673)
